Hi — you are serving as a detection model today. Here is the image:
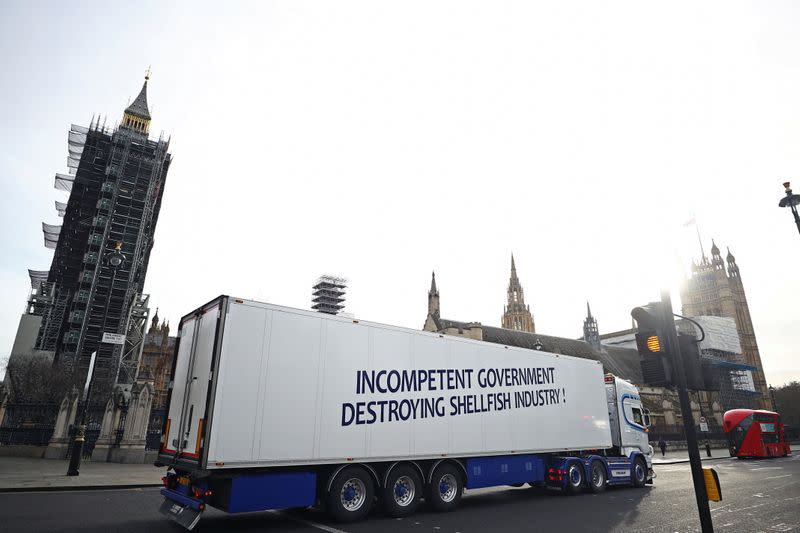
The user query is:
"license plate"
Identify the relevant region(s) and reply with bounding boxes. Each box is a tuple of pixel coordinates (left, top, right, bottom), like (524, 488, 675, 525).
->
(159, 498, 202, 530)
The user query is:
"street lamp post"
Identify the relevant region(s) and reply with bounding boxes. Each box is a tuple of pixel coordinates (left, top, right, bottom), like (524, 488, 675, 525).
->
(66, 242, 126, 476)
(66, 351, 97, 476)
(778, 182, 800, 236)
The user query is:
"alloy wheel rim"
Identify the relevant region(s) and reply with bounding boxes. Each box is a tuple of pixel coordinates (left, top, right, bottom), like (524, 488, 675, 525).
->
(569, 465, 582, 486)
(341, 478, 366, 511)
(439, 473, 457, 502)
(592, 466, 603, 487)
(393, 475, 415, 506)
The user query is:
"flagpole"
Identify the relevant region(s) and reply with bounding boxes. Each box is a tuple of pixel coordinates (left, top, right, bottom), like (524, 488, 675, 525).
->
(695, 223, 705, 260)
(684, 214, 706, 260)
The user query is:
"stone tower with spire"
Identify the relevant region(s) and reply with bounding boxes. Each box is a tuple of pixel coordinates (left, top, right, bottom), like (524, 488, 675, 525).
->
(427, 272, 440, 320)
(681, 240, 770, 408)
(148, 308, 160, 335)
(583, 302, 601, 351)
(501, 255, 535, 333)
(21, 71, 172, 384)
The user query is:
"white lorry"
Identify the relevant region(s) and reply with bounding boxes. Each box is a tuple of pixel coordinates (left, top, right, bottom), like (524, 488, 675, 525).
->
(156, 296, 654, 529)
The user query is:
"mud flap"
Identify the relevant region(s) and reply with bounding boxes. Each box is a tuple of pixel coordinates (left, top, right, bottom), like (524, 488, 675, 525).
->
(159, 498, 203, 530)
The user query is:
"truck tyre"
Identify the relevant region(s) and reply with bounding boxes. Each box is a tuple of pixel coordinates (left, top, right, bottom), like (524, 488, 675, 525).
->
(427, 463, 463, 512)
(565, 462, 584, 495)
(632, 457, 647, 488)
(589, 461, 607, 493)
(383, 465, 422, 517)
(327, 466, 375, 522)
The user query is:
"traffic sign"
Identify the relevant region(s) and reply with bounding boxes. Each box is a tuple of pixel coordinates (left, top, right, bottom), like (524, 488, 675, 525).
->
(102, 332, 126, 345)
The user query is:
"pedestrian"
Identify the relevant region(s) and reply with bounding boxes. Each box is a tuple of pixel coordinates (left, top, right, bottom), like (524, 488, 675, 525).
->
(658, 436, 667, 457)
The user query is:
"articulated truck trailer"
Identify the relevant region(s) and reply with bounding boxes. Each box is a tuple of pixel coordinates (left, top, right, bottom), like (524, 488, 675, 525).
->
(156, 296, 654, 529)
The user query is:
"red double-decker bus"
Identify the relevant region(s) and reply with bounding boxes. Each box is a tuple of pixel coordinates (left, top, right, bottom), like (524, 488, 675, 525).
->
(723, 409, 791, 458)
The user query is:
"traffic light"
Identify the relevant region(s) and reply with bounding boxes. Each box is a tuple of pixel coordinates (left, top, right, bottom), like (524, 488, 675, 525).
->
(631, 302, 673, 386)
(701, 360, 720, 391)
(678, 334, 703, 390)
(678, 334, 721, 391)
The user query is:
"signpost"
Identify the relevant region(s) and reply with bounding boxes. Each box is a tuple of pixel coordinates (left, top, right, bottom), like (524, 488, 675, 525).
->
(699, 416, 709, 433)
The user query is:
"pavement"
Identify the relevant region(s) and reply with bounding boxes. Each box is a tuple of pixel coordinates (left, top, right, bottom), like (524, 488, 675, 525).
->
(0, 456, 163, 492)
(652, 446, 733, 464)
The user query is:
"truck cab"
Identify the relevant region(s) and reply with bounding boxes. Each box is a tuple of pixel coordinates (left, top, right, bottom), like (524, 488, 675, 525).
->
(605, 374, 654, 480)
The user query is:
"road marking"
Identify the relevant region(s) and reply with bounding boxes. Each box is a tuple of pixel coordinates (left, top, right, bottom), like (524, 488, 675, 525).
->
(730, 502, 767, 513)
(269, 511, 350, 533)
(710, 503, 733, 514)
(0, 486, 160, 495)
(764, 474, 792, 480)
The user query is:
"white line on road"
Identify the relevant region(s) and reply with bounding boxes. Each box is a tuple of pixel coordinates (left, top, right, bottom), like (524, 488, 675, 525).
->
(269, 510, 350, 533)
(763, 474, 792, 480)
(710, 503, 733, 514)
(730, 502, 767, 513)
(0, 486, 157, 495)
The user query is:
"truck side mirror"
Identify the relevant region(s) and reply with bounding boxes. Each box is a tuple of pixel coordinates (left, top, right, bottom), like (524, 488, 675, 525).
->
(643, 408, 651, 428)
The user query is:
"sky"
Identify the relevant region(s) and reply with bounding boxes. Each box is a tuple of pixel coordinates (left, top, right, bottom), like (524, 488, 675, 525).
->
(1, 1, 798, 386)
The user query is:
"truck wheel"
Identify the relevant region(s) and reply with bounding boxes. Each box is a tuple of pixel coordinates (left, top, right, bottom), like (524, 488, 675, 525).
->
(427, 463, 463, 512)
(632, 458, 647, 488)
(383, 465, 422, 517)
(589, 461, 607, 493)
(565, 462, 584, 495)
(327, 466, 375, 522)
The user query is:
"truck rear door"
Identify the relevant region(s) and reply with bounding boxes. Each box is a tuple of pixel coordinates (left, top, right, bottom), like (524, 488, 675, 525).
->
(160, 297, 226, 469)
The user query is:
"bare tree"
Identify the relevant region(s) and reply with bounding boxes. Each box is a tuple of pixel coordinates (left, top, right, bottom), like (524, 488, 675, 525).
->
(5, 356, 74, 404)
(774, 382, 800, 432)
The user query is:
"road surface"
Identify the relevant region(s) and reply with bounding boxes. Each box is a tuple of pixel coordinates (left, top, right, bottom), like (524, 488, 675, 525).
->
(1, 455, 798, 532)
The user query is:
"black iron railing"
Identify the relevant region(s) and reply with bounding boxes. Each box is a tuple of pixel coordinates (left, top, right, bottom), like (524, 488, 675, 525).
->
(145, 408, 166, 451)
(0, 403, 59, 446)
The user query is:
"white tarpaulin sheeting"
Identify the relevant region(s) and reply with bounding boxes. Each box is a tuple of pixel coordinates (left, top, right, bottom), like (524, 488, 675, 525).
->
(28, 269, 49, 288)
(54, 173, 74, 192)
(688, 316, 742, 355)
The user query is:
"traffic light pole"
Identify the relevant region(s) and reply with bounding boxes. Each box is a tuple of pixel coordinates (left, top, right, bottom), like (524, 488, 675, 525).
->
(660, 290, 714, 533)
